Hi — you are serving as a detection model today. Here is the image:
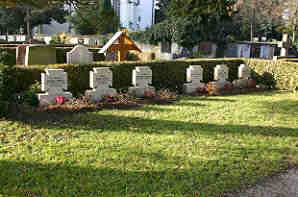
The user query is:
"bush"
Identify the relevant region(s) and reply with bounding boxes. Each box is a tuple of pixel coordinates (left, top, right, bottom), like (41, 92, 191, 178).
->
(0, 48, 16, 66)
(244, 59, 298, 91)
(1, 58, 297, 100)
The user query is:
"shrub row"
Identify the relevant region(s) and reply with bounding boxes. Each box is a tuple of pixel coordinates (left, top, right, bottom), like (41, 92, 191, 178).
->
(1, 58, 297, 102)
(244, 59, 298, 91)
(2, 59, 243, 97)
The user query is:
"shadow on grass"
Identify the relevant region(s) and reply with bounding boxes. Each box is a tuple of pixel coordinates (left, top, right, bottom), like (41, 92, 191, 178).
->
(0, 155, 285, 196)
(258, 99, 298, 117)
(8, 111, 298, 138)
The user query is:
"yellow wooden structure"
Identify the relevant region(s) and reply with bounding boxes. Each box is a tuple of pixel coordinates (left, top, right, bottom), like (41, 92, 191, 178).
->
(99, 30, 142, 61)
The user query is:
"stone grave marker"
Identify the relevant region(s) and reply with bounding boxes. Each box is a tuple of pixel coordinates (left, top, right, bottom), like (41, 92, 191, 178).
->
(85, 67, 117, 101)
(25, 45, 56, 66)
(238, 64, 251, 79)
(7, 35, 15, 42)
(214, 65, 229, 88)
(233, 64, 251, 88)
(38, 69, 73, 106)
(67, 44, 93, 64)
(278, 34, 291, 57)
(0, 35, 6, 41)
(183, 65, 204, 94)
(128, 66, 156, 97)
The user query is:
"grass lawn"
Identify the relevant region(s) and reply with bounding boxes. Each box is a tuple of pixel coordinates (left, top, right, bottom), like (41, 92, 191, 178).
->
(0, 91, 297, 197)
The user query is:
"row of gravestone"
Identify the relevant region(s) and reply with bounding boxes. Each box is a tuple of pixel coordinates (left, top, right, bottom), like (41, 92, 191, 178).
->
(17, 44, 93, 66)
(38, 64, 251, 106)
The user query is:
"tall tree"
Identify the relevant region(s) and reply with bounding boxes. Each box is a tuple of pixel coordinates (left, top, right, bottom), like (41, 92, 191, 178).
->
(67, 0, 119, 35)
(0, 6, 67, 36)
(147, 0, 237, 51)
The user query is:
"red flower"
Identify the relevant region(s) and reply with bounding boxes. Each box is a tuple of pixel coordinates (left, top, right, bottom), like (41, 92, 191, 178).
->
(55, 96, 67, 105)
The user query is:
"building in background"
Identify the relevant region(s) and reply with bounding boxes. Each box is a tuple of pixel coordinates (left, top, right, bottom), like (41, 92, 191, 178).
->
(36, 0, 156, 36)
(118, 0, 155, 31)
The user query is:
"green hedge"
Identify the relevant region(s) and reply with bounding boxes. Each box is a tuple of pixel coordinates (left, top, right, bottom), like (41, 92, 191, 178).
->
(3, 59, 242, 97)
(244, 59, 298, 91)
(1, 58, 297, 100)
(0, 48, 16, 65)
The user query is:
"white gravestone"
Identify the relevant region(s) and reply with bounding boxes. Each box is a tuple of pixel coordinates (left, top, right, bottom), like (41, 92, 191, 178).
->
(233, 64, 251, 88)
(279, 34, 291, 57)
(128, 66, 156, 97)
(238, 64, 251, 80)
(38, 69, 73, 106)
(7, 35, 15, 42)
(66, 45, 93, 64)
(0, 35, 6, 40)
(183, 65, 205, 94)
(85, 67, 117, 101)
(214, 65, 229, 89)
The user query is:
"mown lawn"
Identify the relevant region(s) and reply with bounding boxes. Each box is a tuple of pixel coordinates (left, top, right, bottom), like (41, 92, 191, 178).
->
(0, 91, 297, 197)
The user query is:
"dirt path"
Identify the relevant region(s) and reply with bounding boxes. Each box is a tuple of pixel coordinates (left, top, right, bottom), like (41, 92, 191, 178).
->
(228, 169, 298, 197)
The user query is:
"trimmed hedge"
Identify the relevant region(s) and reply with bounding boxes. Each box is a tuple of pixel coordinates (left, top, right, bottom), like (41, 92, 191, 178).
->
(3, 59, 243, 97)
(1, 58, 297, 100)
(244, 59, 298, 91)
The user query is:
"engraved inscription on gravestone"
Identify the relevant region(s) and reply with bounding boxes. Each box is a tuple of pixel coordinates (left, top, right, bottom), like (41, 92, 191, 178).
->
(86, 67, 117, 101)
(38, 69, 72, 105)
(184, 65, 204, 94)
(132, 66, 153, 87)
(129, 66, 156, 97)
(214, 65, 229, 82)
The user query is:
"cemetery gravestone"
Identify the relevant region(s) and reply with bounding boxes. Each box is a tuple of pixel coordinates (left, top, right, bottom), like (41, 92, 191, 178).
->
(7, 35, 15, 42)
(25, 45, 56, 66)
(85, 67, 117, 101)
(279, 34, 291, 57)
(233, 64, 251, 88)
(128, 66, 156, 97)
(238, 64, 251, 80)
(0, 35, 6, 41)
(184, 65, 204, 94)
(38, 69, 73, 106)
(214, 65, 229, 89)
(67, 45, 93, 64)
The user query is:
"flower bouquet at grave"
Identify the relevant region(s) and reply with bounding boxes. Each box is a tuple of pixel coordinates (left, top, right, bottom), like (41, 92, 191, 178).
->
(206, 82, 221, 96)
(38, 96, 100, 113)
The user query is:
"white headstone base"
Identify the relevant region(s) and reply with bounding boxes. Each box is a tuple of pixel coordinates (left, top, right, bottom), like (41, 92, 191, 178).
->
(183, 83, 205, 94)
(85, 88, 117, 102)
(38, 92, 73, 106)
(128, 86, 156, 98)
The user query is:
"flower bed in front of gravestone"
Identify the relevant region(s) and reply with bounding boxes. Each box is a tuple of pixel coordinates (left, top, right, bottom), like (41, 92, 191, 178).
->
(194, 79, 268, 96)
(136, 89, 178, 105)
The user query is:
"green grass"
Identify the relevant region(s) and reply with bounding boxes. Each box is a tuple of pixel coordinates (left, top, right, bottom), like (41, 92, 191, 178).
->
(0, 91, 297, 197)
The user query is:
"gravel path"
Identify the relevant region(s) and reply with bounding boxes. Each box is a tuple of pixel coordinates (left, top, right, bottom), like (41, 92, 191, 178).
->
(228, 169, 298, 197)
